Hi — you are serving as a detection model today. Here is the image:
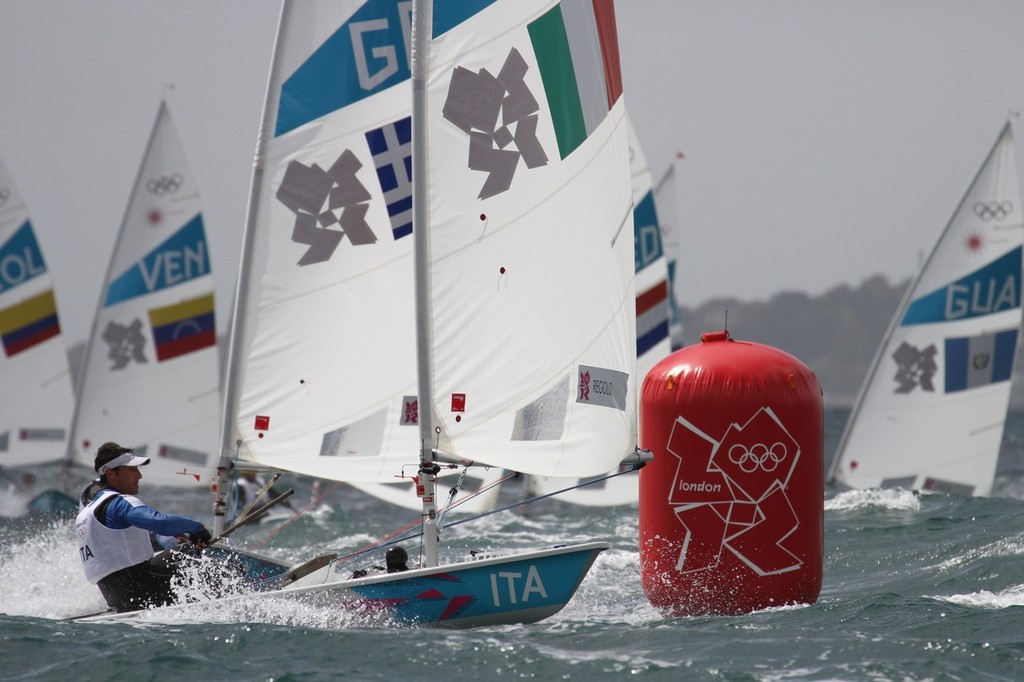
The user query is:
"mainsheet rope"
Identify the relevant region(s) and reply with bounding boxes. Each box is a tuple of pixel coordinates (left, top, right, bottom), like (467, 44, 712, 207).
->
(242, 462, 640, 585)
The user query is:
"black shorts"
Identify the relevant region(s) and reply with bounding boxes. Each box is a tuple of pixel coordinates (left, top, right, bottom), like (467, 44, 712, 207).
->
(96, 551, 179, 613)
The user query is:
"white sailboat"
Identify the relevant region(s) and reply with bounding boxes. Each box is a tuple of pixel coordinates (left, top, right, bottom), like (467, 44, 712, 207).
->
(829, 123, 1024, 496)
(83, 0, 636, 627)
(0, 152, 75, 483)
(630, 114, 674, 382)
(86, 0, 637, 628)
(66, 101, 220, 488)
(522, 111, 670, 507)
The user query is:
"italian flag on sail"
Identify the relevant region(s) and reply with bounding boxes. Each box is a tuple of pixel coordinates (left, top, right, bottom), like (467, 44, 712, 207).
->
(528, 0, 623, 160)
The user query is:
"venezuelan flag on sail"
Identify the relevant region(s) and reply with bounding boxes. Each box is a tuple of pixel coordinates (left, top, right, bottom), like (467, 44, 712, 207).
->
(0, 289, 60, 358)
(148, 293, 215, 362)
(528, 0, 623, 160)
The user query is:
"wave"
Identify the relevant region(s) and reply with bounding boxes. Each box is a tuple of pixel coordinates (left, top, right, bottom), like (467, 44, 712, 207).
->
(934, 583, 1024, 609)
(825, 487, 921, 511)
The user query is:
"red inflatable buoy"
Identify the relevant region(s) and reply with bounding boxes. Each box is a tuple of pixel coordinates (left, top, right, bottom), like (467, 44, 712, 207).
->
(638, 330, 823, 616)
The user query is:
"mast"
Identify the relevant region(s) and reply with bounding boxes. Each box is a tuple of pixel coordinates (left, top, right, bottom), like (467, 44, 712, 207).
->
(213, 0, 289, 535)
(411, 0, 440, 568)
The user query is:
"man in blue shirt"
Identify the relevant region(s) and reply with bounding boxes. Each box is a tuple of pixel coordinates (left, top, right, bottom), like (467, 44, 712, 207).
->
(75, 442, 213, 612)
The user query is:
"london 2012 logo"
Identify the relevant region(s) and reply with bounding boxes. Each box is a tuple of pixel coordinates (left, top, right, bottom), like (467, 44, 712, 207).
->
(665, 407, 802, 576)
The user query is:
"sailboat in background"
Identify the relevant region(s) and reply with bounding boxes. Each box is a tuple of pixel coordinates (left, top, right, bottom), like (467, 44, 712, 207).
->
(655, 151, 683, 349)
(629, 114, 674, 380)
(66, 101, 220, 488)
(829, 122, 1024, 497)
(347, 466, 504, 515)
(522, 111, 670, 507)
(95, 0, 639, 628)
(0, 152, 75, 511)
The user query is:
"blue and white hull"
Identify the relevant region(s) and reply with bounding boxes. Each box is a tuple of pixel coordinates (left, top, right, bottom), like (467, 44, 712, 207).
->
(76, 542, 609, 628)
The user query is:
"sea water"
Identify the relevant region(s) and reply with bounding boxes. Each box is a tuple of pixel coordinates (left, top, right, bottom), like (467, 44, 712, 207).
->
(2, 408, 1023, 681)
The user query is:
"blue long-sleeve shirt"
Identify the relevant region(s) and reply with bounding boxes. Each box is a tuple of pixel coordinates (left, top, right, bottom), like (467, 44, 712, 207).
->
(95, 491, 204, 536)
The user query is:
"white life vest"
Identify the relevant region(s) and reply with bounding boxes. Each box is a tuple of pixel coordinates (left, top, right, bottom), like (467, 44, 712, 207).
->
(75, 490, 154, 583)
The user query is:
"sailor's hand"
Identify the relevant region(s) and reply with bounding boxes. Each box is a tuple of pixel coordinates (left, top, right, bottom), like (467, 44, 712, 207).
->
(190, 527, 213, 548)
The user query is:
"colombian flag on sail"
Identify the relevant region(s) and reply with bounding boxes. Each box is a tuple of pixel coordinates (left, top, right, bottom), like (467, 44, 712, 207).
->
(528, 0, 623, 160)
(0, 289, 60, 358)
(148, 293, 215, 362)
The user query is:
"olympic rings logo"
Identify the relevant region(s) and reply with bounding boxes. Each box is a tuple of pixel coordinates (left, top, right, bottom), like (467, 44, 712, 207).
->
(728, 441, 788, 473)
(0, 187, 9, 206)
(146, 173, 184, 196)
(973, 200, 1013, 221)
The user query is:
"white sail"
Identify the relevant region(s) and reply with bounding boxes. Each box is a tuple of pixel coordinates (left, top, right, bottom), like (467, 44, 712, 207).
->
(830, 123, 1024, 496)
(222, 0, 635, 481)
(206, 0, 503, 513)
(220, 0, 422, 486)
(420, 0, 636, 478)
(523, 110, 668, 505)
(0, 154, 74, 466)
(67, 102, 219, 487)
(629, 113, 672, 385)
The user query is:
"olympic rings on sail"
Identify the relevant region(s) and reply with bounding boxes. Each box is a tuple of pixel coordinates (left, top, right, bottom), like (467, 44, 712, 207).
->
(145, 173, 184, 196)
(972, 200, 1013, 221)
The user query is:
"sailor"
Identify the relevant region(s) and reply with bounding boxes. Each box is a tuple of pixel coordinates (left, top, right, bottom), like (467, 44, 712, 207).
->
(231, 470, 294, 525)
(75, 442, 213, 612)
(349, 546, 411, 579)
(385, 546, 410, 573)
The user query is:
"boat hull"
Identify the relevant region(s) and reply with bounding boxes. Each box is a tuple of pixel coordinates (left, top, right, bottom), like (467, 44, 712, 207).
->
(74, 542, 609, 628)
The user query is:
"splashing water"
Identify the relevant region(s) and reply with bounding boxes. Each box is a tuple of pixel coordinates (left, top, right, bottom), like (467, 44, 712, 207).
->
(0, 517, 106, 618)
(935, 583, 1024, 608)
(825, 487, 922, 512)
(0, 518, 305, 621)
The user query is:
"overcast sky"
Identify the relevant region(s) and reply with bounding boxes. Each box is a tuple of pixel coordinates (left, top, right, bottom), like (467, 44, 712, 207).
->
(2, 0, 1024, 344)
